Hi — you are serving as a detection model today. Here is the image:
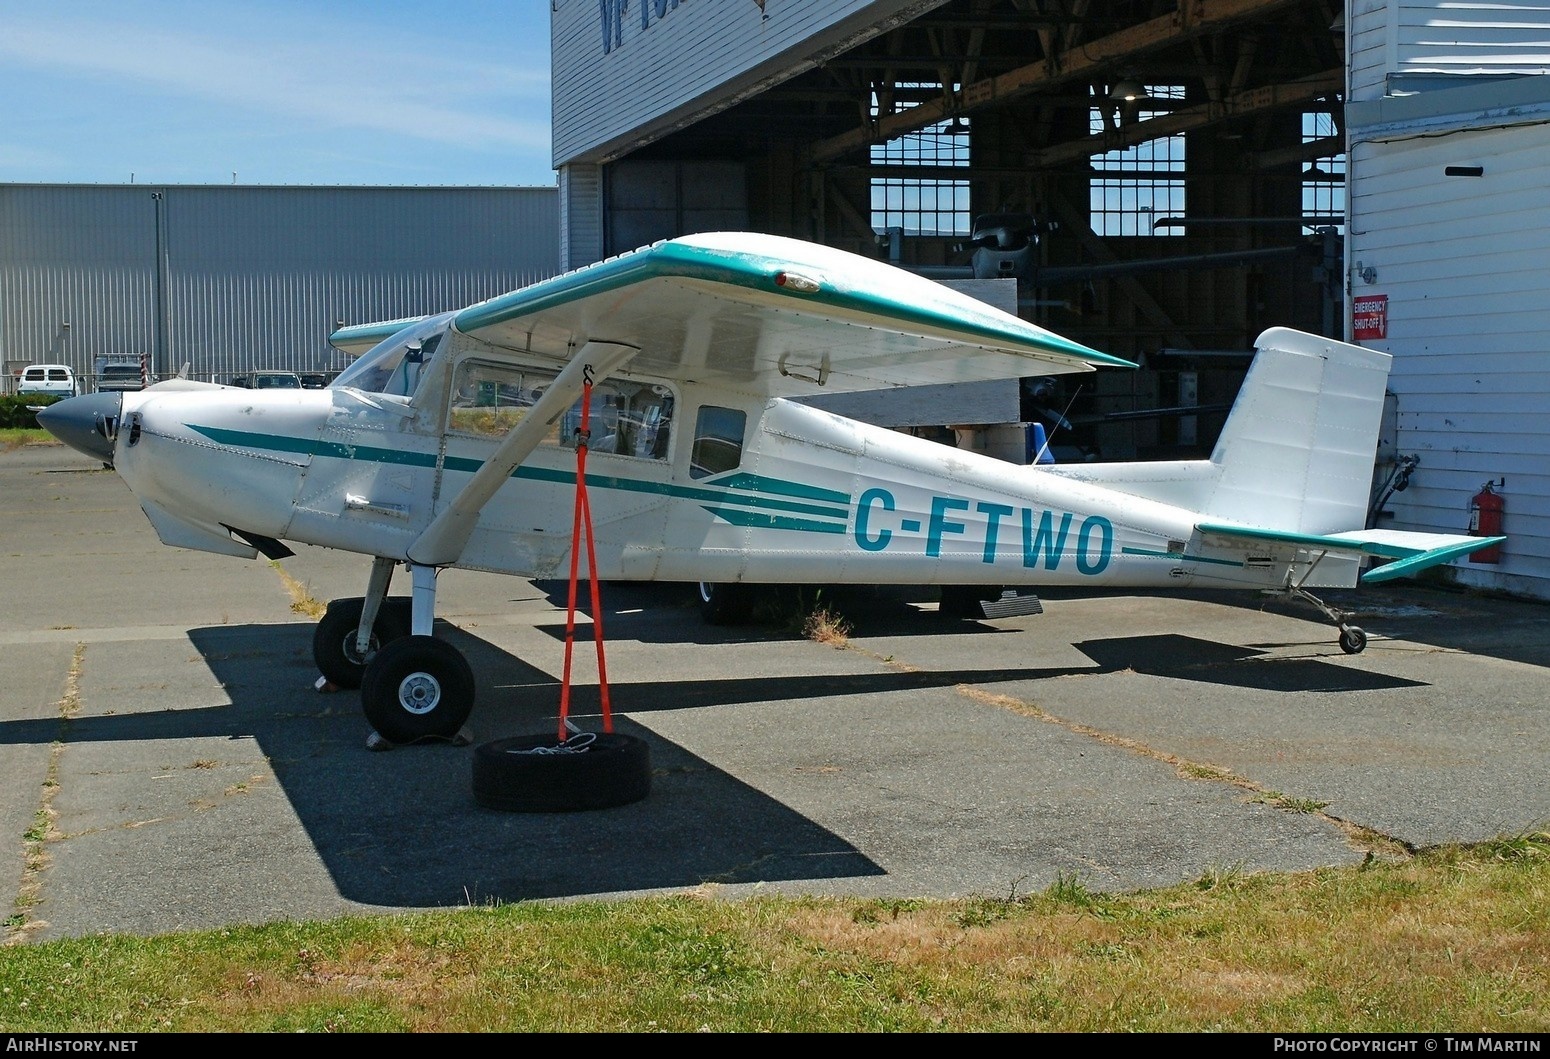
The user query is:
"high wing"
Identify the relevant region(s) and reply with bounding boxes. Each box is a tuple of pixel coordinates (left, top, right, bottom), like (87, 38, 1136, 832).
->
(330, 232, 1136, 396)
(1197, 522, 1504, 584)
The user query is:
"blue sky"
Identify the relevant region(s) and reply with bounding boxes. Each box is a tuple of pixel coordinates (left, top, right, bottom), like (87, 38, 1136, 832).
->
(0, 1, 556, 187)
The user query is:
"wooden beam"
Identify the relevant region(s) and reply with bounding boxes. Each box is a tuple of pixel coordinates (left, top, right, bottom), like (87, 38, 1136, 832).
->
(1028, 69, 1342, 167)
(805, 0, 1310, 164)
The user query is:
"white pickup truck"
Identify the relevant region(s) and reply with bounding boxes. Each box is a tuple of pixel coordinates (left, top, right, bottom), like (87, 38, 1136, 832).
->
(17, 364, 77, 398)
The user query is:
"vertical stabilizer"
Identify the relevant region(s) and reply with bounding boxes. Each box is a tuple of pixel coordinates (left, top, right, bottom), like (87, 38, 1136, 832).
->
(1202, 328, 1392, 534)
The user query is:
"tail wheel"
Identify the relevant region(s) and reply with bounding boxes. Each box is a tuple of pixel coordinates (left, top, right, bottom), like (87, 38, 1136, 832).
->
(361, 635, 475, 744)
(313, 596, 410, 689)
(1338, 625, 1368, 655)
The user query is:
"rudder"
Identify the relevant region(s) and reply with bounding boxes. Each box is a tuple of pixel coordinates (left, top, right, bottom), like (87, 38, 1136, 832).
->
(1200, 328, 1392, 535)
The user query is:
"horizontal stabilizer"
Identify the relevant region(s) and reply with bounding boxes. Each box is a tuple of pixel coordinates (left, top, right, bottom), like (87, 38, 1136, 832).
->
(1197, 521, 1505, 583)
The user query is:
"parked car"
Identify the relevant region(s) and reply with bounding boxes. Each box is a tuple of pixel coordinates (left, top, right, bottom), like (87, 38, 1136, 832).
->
(96, 363, 146, 393)
(299, 372, 332, 389)
(230, 371, 302, 389)
(16, 364, 78, 398)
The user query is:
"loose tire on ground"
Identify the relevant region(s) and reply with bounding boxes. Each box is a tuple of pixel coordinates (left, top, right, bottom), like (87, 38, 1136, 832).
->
(313, 596, 411, 689)
(360, 634, 476, 744)
(472, 732, 652, 812)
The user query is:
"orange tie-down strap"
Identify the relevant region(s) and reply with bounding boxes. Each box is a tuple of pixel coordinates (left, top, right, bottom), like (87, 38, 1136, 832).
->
(558, 374, 613, 741)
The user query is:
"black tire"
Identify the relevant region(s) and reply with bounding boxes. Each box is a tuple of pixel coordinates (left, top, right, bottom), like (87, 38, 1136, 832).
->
(473, 731, 651, 812)
(1339, 625, 1368, 655)
(313, 596, 411, 689)
(360, 635, 476, 744)
(697, 581, 753, 625)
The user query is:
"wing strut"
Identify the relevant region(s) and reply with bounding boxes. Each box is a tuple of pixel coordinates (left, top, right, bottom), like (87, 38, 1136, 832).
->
(406, 340, 639, 566)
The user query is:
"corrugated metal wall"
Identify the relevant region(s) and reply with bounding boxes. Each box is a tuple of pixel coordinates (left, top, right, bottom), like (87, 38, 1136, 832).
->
(559, 164, 604, 271)
(1, 184, 559, 384)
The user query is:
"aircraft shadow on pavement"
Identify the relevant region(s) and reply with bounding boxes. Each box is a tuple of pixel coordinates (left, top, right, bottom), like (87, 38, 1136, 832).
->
(21, 622, 886, 909)
(1071, 633, 1426, 693)
(0, 616, 1424, 914)
(1041, 584, 1550, 671)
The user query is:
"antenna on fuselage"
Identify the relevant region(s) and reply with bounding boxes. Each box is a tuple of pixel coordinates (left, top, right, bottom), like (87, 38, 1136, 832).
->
(1031, 385, 1082, 465)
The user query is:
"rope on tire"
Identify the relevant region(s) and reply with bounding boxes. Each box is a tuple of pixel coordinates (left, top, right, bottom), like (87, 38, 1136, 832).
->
(557, 371, 614, 743)
(505, 731, 597, 755)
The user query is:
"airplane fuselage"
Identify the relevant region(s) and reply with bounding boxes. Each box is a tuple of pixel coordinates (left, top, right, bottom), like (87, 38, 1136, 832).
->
(105, 373, 1316, 595)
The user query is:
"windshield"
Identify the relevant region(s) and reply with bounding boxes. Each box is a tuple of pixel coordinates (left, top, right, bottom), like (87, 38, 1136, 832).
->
(332, 311, 455, 397)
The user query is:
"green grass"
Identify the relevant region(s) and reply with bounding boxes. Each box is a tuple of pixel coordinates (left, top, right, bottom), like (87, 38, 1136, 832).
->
(1, 831, 1546, 1032)
(1, 427, 61, 453)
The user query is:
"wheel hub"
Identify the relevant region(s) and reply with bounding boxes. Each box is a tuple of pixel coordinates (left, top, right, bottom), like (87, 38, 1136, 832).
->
(342, 634, 378, 666)
(397, 672, 443, 714)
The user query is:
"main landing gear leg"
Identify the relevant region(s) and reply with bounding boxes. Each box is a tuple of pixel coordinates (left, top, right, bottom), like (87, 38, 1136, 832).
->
(356, 556, 397, 656)
(359, 562, 476, 749)
(1271, 576, 1368, 655)
(312, 557, 408, 691)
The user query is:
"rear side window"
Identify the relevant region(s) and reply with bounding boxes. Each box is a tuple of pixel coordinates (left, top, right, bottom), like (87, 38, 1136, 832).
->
(48, 369, 68, 381)
(690, 406, 746, 479)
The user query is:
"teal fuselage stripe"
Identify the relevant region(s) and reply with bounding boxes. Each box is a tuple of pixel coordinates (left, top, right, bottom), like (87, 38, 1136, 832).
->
(699, 507, 848, 533)
(711, 471, 850, 505)
(189, 425, 851, 527)
(1121, 546, 1244, 568)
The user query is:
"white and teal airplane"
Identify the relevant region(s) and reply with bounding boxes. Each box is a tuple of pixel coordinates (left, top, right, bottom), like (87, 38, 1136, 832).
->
(39, 232, 1502, 747)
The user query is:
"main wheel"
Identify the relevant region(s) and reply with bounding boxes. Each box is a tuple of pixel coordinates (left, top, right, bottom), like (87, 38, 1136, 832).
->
(1338, 625, 1368, 655)
(697, 582, 753, 625)
(313, 597, 410, 689)
(360, 635, 476, 745)
(472, 731, 651, 812)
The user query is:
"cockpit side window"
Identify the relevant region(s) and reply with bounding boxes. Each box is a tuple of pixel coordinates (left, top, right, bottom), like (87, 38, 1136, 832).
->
(447, 359, 674, 461)
(332, 313, 453, 397)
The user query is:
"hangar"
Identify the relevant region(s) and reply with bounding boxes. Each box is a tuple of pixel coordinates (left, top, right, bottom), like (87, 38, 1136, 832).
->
(549, 0, 1550, 601)
(2, 1, 1545, 601)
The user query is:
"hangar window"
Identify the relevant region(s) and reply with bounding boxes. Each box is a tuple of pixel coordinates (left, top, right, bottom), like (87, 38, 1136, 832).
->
(869, 83, 971, 237)
(1089, 85, 1186, 237)
(1302, 110, 1346, 233)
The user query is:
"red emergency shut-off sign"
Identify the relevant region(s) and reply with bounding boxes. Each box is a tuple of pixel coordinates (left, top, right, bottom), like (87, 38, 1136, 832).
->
(1353, 294, 1387, 340)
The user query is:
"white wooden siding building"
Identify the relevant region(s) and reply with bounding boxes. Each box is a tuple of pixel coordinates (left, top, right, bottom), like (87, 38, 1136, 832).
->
(1346, 1, 1550, 599)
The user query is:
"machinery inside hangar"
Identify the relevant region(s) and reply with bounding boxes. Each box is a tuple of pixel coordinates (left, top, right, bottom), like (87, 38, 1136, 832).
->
(588, 0, 1348, 461)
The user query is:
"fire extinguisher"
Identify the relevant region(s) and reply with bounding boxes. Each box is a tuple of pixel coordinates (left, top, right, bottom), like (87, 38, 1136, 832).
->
(1467, 481, 1504, 563)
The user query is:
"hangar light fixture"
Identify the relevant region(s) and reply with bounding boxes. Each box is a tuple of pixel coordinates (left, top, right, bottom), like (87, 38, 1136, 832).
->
(1110, 78, 1147, 103)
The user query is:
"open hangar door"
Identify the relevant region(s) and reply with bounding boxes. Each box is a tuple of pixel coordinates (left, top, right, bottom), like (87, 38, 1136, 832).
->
(594, 0, 1347, 462)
